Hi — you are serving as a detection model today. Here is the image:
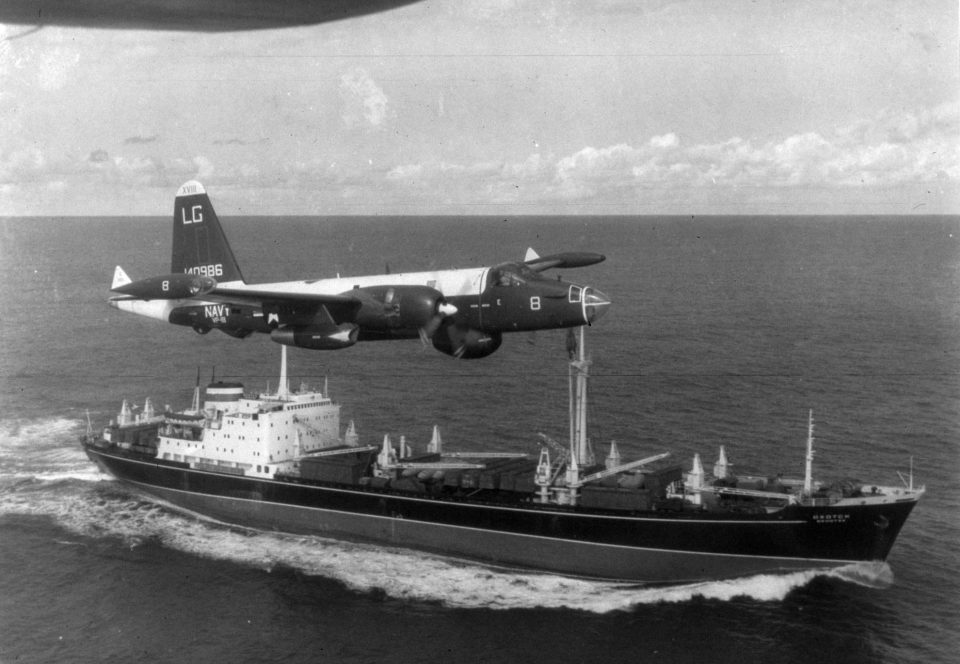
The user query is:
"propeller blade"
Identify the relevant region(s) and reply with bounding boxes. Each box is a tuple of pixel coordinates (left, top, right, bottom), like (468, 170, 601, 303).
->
(418, 327, 432, 349)
(418, 299, 458, 347)
(421, 315, 443, 338)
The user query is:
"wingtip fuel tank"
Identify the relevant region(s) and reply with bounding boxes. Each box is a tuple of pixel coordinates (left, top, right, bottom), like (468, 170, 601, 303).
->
(111, 273, 218, 300)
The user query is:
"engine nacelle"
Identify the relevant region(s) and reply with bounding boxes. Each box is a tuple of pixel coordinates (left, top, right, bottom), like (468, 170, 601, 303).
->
(270, 323, 359, 350)
(432, 326, 503, 359)
(353, 285, 448, 332)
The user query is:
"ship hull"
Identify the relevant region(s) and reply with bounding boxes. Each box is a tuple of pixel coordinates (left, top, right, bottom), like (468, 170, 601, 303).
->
(84, 445, 918, 584)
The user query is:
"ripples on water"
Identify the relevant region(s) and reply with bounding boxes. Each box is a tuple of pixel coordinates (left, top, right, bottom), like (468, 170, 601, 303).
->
(0, 415, 894, 614)
(1, 216, 958, 663)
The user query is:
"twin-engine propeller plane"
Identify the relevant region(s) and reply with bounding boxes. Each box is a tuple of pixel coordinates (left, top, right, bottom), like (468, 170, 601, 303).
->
(109, 181, 611, 359)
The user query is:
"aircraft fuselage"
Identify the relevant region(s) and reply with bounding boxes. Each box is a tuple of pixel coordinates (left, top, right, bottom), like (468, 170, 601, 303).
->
(147, 264, 602, 338)
(109, 181, 610, 359)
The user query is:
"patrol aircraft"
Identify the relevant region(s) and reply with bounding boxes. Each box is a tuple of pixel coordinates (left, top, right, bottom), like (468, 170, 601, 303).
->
(110, 181, 611, 359)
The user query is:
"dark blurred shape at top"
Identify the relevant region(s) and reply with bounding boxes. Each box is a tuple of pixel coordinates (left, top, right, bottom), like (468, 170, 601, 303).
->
(0, 0, 424, 32)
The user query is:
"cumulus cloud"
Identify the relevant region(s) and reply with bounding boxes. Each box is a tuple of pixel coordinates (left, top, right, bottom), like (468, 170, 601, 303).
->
(1, 38, 81, 92)
(386, 163, 424, 181)
(649, 133, 679, 149)
(378, 102, 958, 212)
(193, 155, 215, 180)
(0, 145, 218, 194)
(548, 102, 960, 199)
(2, 102, 956, 215)
(0, 146, 46, 183)
(339, 68, 390, 128)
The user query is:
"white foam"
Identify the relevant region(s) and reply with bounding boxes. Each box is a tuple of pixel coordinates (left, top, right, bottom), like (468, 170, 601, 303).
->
(0, 415, 894, 610)
(8, 481, 891, 611)
(0, 416, 99, 485)
(0, 416, 81, 451)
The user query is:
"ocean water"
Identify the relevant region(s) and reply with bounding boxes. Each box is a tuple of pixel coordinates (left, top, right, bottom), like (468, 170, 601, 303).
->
(0, 214, 957, 663)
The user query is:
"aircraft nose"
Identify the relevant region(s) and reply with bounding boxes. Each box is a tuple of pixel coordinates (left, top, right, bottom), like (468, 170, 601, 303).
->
(583, 287, 611, 324)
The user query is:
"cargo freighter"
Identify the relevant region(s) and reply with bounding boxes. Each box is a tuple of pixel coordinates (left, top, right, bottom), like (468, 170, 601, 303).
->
(81, 330, 923, 583)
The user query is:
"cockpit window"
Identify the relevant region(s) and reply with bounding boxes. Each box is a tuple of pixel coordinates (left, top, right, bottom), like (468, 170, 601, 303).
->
(489, 263, 542, 287)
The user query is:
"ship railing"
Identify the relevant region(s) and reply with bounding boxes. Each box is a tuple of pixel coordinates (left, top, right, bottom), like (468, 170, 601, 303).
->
(160, 427, 203, 442)
(885, 485, 926, 498)
(194, 461, 246, 476)
(797, 496, 834, 507)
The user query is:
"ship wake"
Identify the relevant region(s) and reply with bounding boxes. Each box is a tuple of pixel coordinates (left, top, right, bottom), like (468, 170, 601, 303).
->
(0, 416, 102, 485)
(0, 440, 894, 612)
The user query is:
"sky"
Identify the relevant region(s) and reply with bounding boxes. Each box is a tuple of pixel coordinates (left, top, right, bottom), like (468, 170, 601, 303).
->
(1, 0, 957, 217)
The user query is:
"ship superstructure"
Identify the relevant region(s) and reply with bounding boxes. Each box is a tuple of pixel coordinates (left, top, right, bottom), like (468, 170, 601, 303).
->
(156, 360, 348, 480)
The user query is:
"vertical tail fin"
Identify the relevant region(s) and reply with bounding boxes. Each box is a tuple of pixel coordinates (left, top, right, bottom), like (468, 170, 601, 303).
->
(171, 181, 245, 283)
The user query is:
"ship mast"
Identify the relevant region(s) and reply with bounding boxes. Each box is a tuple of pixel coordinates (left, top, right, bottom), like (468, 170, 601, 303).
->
(188, 368, 201, 414)
(568, 326, 594, 469)
(277, 344, 290, 399)
(803, 409, 815, 496)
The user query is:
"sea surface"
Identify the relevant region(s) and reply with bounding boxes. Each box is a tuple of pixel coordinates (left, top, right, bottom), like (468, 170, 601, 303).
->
(0, 214, 958, 663)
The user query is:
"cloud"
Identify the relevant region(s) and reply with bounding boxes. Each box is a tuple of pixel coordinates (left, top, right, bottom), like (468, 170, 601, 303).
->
(910, 31, 939, 53)
(0, 146, 45, 183)
(378, 102, 959, 212)
(124, 135, 158, 145)
(386, 163, 424, 181)
(0, 35, 81, 92)
(548, 102, 960, 197)
(2, 102, 956, 215)
(649, 133, 679, 149)
(339, 67, 390, 128)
